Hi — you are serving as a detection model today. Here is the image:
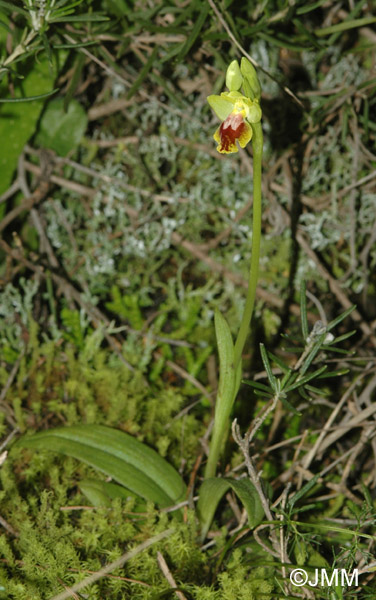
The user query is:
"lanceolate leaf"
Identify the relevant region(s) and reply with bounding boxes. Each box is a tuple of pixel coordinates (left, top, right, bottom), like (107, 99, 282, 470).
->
(204, 310, 236, 478)
(0, 88, 59, 103)
(198, 477, 264, 540)
(16, 425, 186, 508)
(79, 479, 139, 508)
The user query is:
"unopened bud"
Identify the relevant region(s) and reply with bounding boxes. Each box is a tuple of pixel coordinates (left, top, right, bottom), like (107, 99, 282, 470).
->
(226, 60, 243, 92)
(240, 57, 261, 101)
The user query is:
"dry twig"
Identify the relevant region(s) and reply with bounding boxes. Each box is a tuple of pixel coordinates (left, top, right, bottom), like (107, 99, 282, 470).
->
(157, 552, 188, 600)
(49, 529, 174, 600)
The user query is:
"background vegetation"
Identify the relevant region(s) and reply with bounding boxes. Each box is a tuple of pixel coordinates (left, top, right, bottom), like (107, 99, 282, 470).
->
(0, 0, 376, 598)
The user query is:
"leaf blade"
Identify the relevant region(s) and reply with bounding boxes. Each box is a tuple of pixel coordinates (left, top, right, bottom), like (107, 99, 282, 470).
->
(198, 477, 265, 540)
(16, 424, 186, 508)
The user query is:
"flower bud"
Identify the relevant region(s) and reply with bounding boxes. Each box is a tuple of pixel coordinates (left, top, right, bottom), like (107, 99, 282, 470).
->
(226, 60, 243, 92)
(240, 57, 261, 101)
(247, 101, 262, 124)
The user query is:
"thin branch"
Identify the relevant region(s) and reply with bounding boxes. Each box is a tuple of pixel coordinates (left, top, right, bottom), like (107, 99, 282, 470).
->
(231, 418, 280, 554)
(157, 552, 188, 600)
(49, 529, 174, 600)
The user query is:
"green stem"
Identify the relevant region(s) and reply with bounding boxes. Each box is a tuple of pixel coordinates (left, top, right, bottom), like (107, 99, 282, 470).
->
(234, 121, 263, 371)
(203, 122, 263, 481)
(204, 423, 225, 479)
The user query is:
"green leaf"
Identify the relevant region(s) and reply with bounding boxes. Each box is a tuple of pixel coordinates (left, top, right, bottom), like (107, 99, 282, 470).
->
(280, 368, 294, 390)
(296, 0, 329, 15)
(293, 520, 375, 541)
(280, 395, 301, 416)
(288, 473, 320, 510)
(0, 88, 59, 103)
(15, 424, 186, 508)
(317, 368, 349, 378)
(214, 309, 236, 419)
(50, 14, 110, 23)
(79, 478, 139, 507)
(0, 52, 63, 194)
(299, 335, 326, 377)
(320, 346, 352, 355)
(300, 280, 309, 340)
(253, 389, 273, 399)
(204, 310, 236, 478)
(198, 477, 264, 540)
(260, 344, 277, 391)
(52, 40, 98, 49)
(304, 384, 328, 395)
(326, 305, 356, 331)
(50, 0, 86, 14)
(174, 4, 209, 63)
(265, 350, 290, 374)
(284, 365, 327, 393)
(315, 17, 376, 36)
(105, 0, 131, 17)
(294, 538, 308, 565)
(242, 380, 272, 394)
(64, 53, 86, 112)
(126, 45, 159, 99)
(325, 330, 356, 345)
(0, 0, 28, 16)
(35, 97, 88, 156)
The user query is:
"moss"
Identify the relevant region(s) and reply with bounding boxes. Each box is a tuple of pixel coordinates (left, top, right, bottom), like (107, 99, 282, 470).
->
(0, 336, 211, 597)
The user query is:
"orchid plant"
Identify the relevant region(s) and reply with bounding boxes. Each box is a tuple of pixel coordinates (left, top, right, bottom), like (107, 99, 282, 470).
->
(203, 58, 264, 480)
(13, 54, 355, 549)
(198, 62, 356, 541)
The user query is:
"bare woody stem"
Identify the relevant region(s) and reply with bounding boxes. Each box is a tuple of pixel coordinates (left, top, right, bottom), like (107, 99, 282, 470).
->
(231, 418, 280, 555)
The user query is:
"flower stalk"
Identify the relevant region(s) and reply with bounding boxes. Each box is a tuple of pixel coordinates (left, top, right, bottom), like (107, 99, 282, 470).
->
(234, 120, 263, 371)
(204, 58, 263, 479)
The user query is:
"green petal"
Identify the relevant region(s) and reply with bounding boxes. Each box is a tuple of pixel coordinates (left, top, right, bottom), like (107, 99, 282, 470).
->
(224, 91, 243, 100)
(207, 94, 233, 121)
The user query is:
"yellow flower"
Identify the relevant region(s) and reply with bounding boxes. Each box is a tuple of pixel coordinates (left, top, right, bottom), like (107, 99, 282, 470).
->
(207, 91, 262, 154)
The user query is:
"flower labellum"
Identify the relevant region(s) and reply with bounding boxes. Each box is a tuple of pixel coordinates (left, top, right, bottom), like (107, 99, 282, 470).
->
(214, 106, 252, 154)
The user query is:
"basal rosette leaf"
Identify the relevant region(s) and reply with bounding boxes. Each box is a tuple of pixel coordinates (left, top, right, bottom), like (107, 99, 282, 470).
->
(16, 424, 186, 508)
